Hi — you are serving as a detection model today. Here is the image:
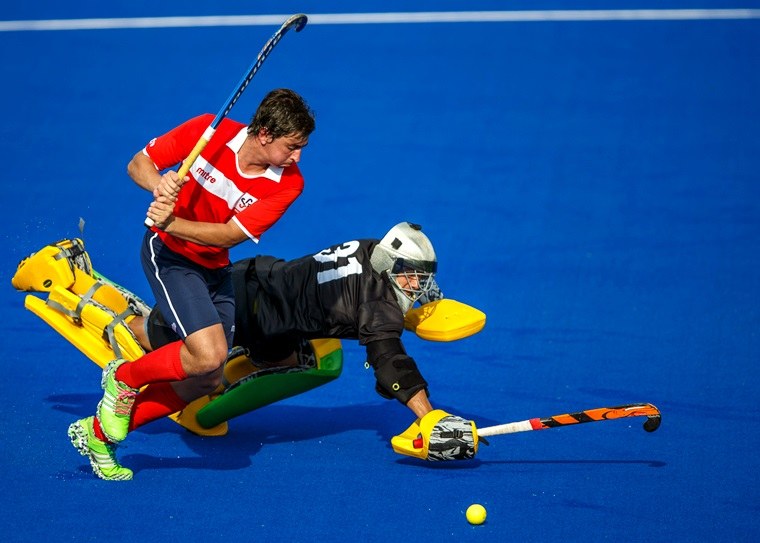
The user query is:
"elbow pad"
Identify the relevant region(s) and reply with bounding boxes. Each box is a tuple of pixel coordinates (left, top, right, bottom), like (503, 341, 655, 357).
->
(367, 339, 428, 404)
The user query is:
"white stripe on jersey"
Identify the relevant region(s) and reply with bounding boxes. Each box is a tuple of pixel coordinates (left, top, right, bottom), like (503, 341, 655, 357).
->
(190, 155, 259, 212)
(232, 215, 260, 243)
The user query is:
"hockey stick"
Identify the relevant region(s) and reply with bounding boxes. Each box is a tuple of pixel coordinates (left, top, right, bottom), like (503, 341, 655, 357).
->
(477, 402, 661, 437)
(145, 13, 308, 227)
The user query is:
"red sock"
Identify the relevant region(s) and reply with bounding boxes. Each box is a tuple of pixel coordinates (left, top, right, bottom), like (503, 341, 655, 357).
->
(115, 340, 187, 389)
(92, 416, 111, 443)
(129, 382, 189, 431)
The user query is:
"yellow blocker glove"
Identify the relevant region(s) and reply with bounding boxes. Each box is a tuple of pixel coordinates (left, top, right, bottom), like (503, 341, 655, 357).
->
(391, 409, 479, 461)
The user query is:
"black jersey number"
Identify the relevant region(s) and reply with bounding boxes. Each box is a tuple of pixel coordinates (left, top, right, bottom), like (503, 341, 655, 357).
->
(313, 240, 363, 284)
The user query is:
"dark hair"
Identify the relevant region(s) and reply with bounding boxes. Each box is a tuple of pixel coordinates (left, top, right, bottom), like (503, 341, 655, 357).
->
(248, 88, 315, 139)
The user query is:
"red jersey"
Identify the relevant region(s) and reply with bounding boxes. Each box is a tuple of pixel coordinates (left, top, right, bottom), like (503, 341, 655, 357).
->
(143, 114, 304, 268)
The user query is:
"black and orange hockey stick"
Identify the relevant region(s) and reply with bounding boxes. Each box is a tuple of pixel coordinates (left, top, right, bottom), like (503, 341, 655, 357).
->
(477, 402, 661, 438)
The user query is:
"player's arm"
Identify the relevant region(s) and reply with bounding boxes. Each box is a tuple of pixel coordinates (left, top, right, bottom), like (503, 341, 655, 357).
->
(405, 389, 434, 419)
(233, 185, 303, 243)
(127, 151, 186, 198)
(154, 216, 249, 249)
(366, 337, 479, 461)
(150, 183, 301, 248)
(366, 337, 429, 407)
(127, 151, 164, 192)
(128, 115, 212, 194)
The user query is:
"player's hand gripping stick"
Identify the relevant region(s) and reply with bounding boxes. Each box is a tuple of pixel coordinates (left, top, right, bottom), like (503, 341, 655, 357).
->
(144, 14, 308, 227)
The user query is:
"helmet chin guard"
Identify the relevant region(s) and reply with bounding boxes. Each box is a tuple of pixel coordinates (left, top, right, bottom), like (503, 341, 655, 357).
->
(370, 222, 443, 314)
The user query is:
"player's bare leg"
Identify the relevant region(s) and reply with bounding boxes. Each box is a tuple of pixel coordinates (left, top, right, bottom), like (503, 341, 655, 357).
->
(127, 315, 151, 351)
(180, 324, 229, 377)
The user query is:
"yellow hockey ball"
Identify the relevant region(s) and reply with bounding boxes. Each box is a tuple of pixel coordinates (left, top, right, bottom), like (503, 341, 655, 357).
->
(466, 503, 487, 525)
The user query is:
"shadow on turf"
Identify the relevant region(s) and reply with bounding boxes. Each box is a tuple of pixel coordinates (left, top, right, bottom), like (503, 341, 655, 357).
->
(48, 393, 481, 472)
(50, 392, 665, 475)
(47, 392, 486, 441)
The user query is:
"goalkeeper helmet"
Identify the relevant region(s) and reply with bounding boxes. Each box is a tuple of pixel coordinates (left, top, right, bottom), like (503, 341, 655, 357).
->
(370, 222, 443, 314)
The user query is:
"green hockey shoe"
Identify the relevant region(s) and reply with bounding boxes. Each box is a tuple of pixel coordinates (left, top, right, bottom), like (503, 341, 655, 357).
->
(97, 359, 138, 443)
(68, 417, 133, 481)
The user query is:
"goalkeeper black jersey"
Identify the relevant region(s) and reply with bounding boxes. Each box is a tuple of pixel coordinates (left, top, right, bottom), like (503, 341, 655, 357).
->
(232, 238, 406, 353)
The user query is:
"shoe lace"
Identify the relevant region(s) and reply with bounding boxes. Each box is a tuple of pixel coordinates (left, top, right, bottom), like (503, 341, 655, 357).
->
(113, 387, 137, 416)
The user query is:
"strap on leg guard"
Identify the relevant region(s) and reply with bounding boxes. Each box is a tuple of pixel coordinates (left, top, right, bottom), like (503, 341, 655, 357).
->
(40, 286, 144, 363)
(14, 238, 151, 362)
(220, 346, 255, 388)
(391, 409, 479, 461)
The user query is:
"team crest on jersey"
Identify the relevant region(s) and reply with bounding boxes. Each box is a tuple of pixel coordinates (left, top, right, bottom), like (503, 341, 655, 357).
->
(235, 193, 257, 212)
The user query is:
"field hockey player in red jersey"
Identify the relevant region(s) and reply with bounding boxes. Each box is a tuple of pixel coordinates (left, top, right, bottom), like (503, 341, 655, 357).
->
(67, 89, 315, 481)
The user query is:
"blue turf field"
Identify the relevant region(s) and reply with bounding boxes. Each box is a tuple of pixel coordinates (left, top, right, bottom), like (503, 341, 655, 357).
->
(2, 2, 759, 541)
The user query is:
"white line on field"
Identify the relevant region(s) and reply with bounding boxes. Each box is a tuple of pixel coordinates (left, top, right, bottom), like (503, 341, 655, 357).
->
(1, 9, 759, 32)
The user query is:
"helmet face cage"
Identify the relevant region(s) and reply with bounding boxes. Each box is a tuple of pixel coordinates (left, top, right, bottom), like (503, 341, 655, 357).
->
(388, 258, 442, 312)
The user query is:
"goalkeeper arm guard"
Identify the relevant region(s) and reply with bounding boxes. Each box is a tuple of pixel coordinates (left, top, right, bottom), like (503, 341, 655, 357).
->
(366, 338, 428, 404)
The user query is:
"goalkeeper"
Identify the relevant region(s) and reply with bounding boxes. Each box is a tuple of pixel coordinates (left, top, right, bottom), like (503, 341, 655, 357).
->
(73, 222, 480, 479)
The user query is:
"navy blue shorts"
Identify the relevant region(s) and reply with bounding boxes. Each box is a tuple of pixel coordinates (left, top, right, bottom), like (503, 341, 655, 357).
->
(141, 231, 235, 348)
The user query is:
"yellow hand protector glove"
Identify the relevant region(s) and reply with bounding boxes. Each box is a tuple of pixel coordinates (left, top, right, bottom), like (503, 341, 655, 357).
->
(391, 409, 479, 461)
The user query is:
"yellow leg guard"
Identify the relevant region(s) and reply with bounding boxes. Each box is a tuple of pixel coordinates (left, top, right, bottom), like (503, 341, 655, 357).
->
(25, 289, 229, 436)
(14, 239, 227, 437)
(13, 238, 150, 317)
(12, 239, 90, 293)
